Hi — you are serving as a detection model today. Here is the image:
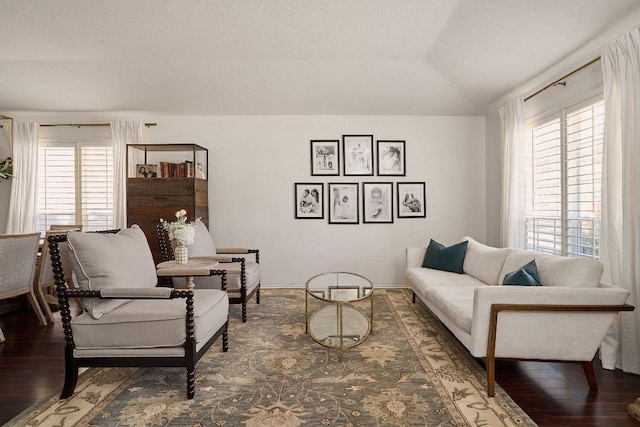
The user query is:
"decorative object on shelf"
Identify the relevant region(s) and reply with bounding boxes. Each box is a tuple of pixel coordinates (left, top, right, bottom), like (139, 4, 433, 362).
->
(342, 135, 374, 176)
(397, 182, 426, 218)
(135, 163, 158, 178)
(294, 182, 324, 219)
(377, 140, 406, 176)
(310, 139, 340, 176)
(0, 157, 13, 180)
(363, 182, 393, 223)
(328, 182, 359, 224)
(159, 209, 200, 264)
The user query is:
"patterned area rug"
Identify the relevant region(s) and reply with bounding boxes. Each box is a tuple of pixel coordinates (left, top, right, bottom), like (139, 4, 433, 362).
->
(8, 289, 536, 426)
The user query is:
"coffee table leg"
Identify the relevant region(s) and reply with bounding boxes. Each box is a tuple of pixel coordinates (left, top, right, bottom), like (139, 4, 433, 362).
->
(338, 303, 344, 362)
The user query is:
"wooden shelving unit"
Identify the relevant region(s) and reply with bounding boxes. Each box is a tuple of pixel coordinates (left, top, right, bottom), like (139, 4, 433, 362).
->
(126, 144, 208, 263)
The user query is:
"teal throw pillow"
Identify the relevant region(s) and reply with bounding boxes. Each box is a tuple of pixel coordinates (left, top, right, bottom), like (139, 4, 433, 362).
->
(503, 259, 542, 286)
(421, 239, 468, 274)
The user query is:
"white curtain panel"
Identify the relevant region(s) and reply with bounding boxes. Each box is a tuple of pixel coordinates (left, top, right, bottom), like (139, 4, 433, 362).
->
(110, 121, 143, 229)
(499, 98, 526, 249)
(600, 27, 640, 375)
(6, 123, 39, 234)
(1, 118, 11, 152)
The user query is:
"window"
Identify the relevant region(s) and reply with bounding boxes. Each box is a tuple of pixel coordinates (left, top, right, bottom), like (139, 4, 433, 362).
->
(525, 94, 604, 258)
(38, 142, 114, 233)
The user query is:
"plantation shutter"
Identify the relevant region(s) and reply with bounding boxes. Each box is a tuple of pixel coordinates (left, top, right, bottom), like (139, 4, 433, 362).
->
(38, 142, 114, 233)
(525, 94, 603, 258)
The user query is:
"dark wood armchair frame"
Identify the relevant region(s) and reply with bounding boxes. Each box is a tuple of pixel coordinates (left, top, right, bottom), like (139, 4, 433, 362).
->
(48, 231, 229, 400)
(157, 224, 261, 322)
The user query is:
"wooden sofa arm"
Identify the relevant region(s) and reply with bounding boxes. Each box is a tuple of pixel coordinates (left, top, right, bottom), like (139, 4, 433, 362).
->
(485, 303, 635, 397)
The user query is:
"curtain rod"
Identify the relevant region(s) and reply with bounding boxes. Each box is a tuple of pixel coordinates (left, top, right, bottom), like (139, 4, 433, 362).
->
(524, 56, 601, 102)
(0, 122, 157, 128)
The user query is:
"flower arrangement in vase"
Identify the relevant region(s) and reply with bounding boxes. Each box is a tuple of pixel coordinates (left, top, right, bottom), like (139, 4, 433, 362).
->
(160, 209, 200, 264)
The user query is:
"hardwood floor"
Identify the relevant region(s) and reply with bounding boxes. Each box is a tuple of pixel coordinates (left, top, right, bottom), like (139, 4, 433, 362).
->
(1, 305, 639, 426)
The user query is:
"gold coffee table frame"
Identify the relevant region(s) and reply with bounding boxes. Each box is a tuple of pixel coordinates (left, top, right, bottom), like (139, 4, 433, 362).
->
(305, 272, 374, 361)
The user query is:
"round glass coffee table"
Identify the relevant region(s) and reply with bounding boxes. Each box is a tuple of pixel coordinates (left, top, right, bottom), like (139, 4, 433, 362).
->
(305, 272, 374, 360)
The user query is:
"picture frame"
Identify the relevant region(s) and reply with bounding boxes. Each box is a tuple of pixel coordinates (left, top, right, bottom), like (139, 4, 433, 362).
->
(328, 286, 359, 301)
(377, 140, 406, 176)
(363, 182, 393, 223)
(328, 183, 359, 224)
(294, 183, 324, 219)
(397, 182, 426, 218)
(310, 140, 340, 176)
(136, 164, 158, 178)
(342, 135, 374, 176)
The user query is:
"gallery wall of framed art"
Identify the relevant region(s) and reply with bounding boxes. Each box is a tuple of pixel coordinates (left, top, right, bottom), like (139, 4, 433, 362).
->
(295, 134, 426, 224)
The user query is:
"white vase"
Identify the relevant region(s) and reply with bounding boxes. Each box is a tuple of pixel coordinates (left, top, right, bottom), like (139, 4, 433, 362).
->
(175, 245, 189, 264)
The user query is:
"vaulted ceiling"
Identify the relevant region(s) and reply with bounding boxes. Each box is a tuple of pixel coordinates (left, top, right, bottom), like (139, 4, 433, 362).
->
(1, 0, 639, 115)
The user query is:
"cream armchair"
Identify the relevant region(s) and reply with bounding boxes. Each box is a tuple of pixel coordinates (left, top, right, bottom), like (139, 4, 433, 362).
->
(48, 225, 229, 399)
(158, 221, 261, 322)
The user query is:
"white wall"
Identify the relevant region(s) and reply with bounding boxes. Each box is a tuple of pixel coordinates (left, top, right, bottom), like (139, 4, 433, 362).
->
(1, 114, 486, 287)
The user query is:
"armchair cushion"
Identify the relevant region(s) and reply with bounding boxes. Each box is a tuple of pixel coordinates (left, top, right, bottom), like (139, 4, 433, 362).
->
(71, 289, 228, 353)
(189, 221, 217, 256)
(67, 225, 157, 319)
(189, 261, 261, 293)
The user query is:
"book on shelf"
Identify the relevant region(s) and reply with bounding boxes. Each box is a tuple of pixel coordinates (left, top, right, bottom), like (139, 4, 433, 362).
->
(158, 161, 197, 178)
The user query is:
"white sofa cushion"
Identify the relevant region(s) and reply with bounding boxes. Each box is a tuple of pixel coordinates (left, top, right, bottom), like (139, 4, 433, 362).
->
(67, 225, 158, 319)
(408, 266, 485, 296)
(499, 249, 603, 287)
(71, 289, 228, 352)
(462, 236, 510, 286)
(427, 286, 475, 333)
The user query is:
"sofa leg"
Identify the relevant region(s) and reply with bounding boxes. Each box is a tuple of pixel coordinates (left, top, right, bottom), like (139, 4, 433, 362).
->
(485, 356, 496, 397)
(582, 359, 598, 392)
(242, 302, 247, 322)
(222, 328, 229, 352)
(256, 288, 261, 304)
(412, 292, 416, 303)
(186, 367, 195, 399)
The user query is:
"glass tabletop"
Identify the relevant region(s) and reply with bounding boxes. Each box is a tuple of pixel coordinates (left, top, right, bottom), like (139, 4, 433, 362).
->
(305, 271, 373, 302)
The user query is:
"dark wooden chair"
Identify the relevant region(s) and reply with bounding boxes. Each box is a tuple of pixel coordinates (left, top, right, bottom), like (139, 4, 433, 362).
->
(48, 226, 229, 399)
(158, 221, 261, 322)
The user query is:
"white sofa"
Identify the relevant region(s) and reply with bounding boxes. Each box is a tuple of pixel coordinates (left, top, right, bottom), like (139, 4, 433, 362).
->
(406, 236, 634, 396)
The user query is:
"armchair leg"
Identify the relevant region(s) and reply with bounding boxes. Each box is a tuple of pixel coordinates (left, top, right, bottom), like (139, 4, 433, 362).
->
(256, 289, 261, 304)
(222, 329, 229, 352)
(242, 302, 247, 323)
(60, 352, 79, 399)
(582, 359, 598, 392)
(186, 367, 195, 399)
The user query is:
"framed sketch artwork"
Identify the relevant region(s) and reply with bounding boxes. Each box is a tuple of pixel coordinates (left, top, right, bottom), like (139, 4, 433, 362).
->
(328, 183, 359, 224)
(295, 183, 324, 219)
(342, 135, 374, 176)
(397, 182, 426, 218)
(310, 140, 340, 176)
(363, 182, 393, 223)
(377, 140, 406, 176)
